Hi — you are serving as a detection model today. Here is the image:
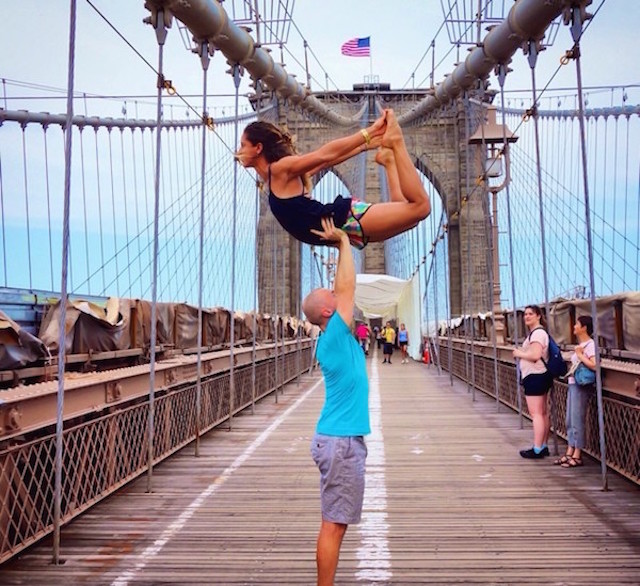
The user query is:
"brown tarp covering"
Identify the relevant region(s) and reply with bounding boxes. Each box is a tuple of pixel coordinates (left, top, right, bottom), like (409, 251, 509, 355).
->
(0, 310, 48, 369)
(24, 296, 315, 369)
(39, 298, 126, 354)
(497, 292, 640, 352)
(549, 292, 640, 352)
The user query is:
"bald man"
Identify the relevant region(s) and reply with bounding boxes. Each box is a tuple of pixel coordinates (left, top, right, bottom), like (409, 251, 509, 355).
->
(302, 217, 370, 586)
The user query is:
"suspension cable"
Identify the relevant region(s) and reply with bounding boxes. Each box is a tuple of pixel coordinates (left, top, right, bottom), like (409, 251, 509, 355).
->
(194, 40, 212, 456)
(146, 8, 169, 493)
(53, 0, 77, 565)
(567, 3, 609, 491)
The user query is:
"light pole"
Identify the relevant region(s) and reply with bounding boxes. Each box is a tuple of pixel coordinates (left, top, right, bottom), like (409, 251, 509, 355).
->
(468, 105, 518, 344)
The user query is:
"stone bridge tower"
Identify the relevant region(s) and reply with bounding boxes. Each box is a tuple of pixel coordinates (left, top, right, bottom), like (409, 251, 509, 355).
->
(255, 85, 491, 317)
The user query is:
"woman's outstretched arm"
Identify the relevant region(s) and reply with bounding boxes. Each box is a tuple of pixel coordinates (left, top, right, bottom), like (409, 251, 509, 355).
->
(272, 112, 387, 180)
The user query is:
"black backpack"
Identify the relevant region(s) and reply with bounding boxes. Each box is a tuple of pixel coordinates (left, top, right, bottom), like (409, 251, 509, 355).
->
(528, 328, 567, 379)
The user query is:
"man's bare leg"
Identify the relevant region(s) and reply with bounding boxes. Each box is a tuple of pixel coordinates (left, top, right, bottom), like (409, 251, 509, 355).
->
(316, 520, 348, 586)
(375, 146, 406, 203)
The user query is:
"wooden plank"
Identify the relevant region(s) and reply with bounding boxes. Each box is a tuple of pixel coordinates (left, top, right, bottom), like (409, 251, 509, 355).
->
(1, 350, 639, 584)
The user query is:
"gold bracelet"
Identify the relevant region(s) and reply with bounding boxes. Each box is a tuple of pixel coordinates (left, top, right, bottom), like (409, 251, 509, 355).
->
(360, 128, 371, 146)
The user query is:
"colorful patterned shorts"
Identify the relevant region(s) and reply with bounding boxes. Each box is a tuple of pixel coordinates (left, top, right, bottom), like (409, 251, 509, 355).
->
(341, 199, 372, 250)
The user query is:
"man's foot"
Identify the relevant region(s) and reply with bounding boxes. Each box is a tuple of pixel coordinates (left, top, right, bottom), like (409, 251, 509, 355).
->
(381, 109, 403, 149)
(520, 448, 546, 459)
(540, 446, 550, 457)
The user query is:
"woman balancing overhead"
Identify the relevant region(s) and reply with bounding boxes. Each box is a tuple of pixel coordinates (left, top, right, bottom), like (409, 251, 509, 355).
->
(235, 109, 431, 248)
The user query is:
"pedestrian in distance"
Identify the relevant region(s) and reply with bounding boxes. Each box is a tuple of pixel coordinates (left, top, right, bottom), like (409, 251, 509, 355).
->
(235, 109, 431, 249)
(398, 323, 409, 363)
(301, 217, 370, 586)
(373, 325, 382, 350)
(555, 315, 596, 468)
(512, 305, 553, 459)
(355, 321, 370, 355)
(381, 321, 396, 364)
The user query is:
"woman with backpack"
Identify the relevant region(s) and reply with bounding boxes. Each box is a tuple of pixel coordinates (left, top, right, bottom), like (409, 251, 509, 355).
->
(554, 315, 596, 468)
(512, 305, 553, 459)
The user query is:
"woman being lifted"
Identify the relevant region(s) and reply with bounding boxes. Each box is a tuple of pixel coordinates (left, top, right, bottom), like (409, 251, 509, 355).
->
(235, 109, 431, 248)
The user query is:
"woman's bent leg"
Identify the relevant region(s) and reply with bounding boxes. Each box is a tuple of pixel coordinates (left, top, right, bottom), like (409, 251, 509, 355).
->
(360, 111, 430, 241)
(375, 147, 406, 203)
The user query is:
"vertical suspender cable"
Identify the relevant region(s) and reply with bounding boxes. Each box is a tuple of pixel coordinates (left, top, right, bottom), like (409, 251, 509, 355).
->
(131, 128, 144, 297)
(252, 81, 263, 413)
(79, 129, 92, 294)
(443, 107, 454, 384)
(272, 139, 279, 404)
(43, 129, 55, 290)
(423, 220, 431, 364)
(147, 10, 169, 492)
(252, 2, 262, 396)
(53, 0, 77, 564)
(20, 128, 33, 289)
(463, 95, 476, 401)
(527, 40, 558, 455)
(107, 129, 120, 295)
(119, 129, 132, 293)
(623, 112, 630, 288)
(0, 134, 6, 286)
(432, 181, 442, 374)
(94, 129, 106, 292)
(229, 63, 242, 429)
(497, 65, 523, 426)
(194, 41, 211, 456)
(568, 7, 608, 490)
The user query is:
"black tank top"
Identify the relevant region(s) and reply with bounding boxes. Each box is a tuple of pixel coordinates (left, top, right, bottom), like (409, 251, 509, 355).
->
(267, 167, 352, 245)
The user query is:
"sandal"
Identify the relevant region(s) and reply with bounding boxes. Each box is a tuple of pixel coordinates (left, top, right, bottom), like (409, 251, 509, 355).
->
(554, 454, 572, 465)
(561, 456, 583, 468)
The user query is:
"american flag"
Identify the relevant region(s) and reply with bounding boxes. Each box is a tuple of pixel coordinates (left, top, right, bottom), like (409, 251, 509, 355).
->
(340, 37, 370, 57)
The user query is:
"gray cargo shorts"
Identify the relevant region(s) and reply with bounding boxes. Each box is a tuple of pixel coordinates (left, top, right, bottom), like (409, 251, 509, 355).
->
(310, 433, 367, 525)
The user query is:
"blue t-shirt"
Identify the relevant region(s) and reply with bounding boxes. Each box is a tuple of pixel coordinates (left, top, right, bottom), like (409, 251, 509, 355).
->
(398, 329, 408, 343)
(315, 312, 370, 436)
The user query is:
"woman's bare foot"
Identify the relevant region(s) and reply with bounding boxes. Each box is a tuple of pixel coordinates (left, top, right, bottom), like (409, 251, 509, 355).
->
(381, 110, 404, 149)
(375, 146, 394, 167)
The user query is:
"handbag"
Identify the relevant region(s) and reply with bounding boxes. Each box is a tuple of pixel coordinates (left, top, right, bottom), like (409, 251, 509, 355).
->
(574, 362, 596, 386)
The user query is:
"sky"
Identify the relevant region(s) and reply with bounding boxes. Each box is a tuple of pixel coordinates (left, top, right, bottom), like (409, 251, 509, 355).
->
(0, 0, 638, 307)
(1, 0, 638, 119)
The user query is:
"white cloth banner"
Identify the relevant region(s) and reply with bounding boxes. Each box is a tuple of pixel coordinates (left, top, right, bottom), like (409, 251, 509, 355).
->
(396, 273, 422, 360)
(354, 273, 421, 360)
(355, 274, 408, 319)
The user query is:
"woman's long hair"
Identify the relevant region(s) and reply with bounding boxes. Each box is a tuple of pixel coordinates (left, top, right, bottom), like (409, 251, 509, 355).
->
(243, 121, 311, 191)
(525, 304, 546, 328)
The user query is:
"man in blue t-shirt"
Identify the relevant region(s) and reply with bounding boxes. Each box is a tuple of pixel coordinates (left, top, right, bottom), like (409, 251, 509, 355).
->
(302, 217, 370, 586)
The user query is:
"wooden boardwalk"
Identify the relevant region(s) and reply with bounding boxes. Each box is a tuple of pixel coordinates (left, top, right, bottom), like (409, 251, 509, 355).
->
(2, 350, 639, 585)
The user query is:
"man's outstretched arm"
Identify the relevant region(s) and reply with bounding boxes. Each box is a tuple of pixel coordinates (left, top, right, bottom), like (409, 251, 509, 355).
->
(311, 218, 355, 325)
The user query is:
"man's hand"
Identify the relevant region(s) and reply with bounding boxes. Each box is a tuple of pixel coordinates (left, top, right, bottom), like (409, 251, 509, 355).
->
(310, 217, 348, 246)
(312, 218, 354, 325)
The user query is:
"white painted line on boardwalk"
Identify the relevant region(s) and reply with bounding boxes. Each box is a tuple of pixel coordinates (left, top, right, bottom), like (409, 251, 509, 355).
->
(356, 359, 392, 582)
(111, 378, 323, 586)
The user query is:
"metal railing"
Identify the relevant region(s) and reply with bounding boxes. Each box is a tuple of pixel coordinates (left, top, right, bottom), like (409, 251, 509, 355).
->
(439, 340, 640, 486)
(0, 345, 313, 565)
